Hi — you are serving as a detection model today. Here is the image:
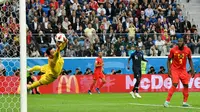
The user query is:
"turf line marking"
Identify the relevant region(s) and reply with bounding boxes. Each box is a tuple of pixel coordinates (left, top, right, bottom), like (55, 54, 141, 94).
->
(129, 103, 200, 110)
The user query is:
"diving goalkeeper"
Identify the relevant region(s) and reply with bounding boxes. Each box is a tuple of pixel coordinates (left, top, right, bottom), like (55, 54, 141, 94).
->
(27, 34, 68, 90)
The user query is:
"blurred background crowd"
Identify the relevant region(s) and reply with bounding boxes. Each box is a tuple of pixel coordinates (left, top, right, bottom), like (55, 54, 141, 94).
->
(0, 0, 199, 58)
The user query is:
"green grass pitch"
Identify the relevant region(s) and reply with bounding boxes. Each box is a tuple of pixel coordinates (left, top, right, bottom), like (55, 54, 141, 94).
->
(1, 92, 199, 112)
(26, 92, 200, 112)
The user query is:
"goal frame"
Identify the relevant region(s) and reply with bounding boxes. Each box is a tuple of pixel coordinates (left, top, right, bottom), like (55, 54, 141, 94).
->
(19, 0, 27, 112)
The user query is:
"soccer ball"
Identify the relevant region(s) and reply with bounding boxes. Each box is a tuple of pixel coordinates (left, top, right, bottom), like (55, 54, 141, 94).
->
(55, 33, 66, 42)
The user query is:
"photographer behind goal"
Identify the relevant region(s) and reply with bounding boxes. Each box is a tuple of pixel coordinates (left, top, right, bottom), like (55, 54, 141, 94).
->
(27, 68, 40, 94)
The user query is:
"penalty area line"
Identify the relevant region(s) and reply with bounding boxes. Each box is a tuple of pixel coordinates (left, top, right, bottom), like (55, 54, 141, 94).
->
(129, 103, 200, 110)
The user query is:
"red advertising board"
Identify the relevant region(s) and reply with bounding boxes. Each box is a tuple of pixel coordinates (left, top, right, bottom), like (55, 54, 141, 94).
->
(0, 74, 200, 94)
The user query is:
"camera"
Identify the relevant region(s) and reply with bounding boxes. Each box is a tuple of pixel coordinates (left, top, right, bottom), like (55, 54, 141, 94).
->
(75, 68, 82, 75)
(158, 66, 165, 74)
(61, 69, 72, 75)
(76, 71, 82, 75)
(84, 68, 93, 75)
(111, 69, 121, 75)
(113, 70, 121, 74)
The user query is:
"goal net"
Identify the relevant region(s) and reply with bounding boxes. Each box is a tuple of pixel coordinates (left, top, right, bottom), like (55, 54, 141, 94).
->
(0, 0, 21, 112)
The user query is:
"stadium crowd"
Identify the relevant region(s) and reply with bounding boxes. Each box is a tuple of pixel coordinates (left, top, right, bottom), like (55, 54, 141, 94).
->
(0, 0, 199, 58)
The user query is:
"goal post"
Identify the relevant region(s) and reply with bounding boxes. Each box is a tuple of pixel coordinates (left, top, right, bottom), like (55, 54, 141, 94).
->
(20, 0, 27, 111)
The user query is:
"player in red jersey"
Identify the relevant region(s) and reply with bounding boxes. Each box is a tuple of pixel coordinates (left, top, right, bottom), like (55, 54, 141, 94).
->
(88, 52, 106, 94)
(164, 38, 195, 107)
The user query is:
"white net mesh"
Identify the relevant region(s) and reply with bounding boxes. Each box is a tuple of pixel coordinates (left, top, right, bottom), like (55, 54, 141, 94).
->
(0, 0, 20, 112)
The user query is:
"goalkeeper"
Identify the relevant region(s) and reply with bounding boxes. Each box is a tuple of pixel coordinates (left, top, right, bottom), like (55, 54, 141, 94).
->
(27, 35, 68, 90)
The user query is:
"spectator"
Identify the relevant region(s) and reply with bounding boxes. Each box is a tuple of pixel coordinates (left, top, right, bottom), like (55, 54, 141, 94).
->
(128, 46, 135, 56)
(182, 16, 191, 32)
(30, 47, 40, 57)
(100, 44, 107, 56)
(2, 0, 192, 58)
(107, 44, 116, 56)
(127, 23, 136, 42)
(84, 68, 93, 75)
(84, 23, 95, 43)
(89, 0, 99, 11)
(161, 29, 170, 43)
(85, 45, 97, 57)
(192, 30, 200, 54)
(158, 66, 166, 74)
(178, 11, 184, 23)
(73, 38, 81, 55)
(169, 25, 176, 39)
(62, 17, 71, 30)
(147, 66, 156, 74)
(97, 4, 106, 16)
(150, 45, 158, 56)
(145, 37, 154, 56)
(106, 3, 115, 20)
(155, 36, 165, 56)
(174, 18, 182, 33)
(0, 60, 6, 76)
(184, 30, 195, 53)
(74, 68, 82, 75)
(119, 45, 127, 57)
(65, 45, 76, 57)
(145, 4, 154, 18)
(168, 11, 177, 24)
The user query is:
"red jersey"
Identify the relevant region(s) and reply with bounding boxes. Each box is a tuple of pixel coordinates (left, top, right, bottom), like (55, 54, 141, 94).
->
(94, 57, 103, 73)
(89, 1, 99, 11)
(50, 1, 59, 9)
(168, 46, 191, 70)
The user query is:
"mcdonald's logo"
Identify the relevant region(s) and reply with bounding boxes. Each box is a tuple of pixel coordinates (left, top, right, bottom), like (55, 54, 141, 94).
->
(58, 75, 79, 94)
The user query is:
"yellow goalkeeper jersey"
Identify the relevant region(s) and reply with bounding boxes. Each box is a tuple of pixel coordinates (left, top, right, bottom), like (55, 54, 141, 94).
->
(47, 42, 66, 78)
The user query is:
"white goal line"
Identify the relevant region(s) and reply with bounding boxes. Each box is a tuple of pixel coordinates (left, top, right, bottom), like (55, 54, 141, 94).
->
(129, 103, 200, 110)
(28, 102, 200, 110)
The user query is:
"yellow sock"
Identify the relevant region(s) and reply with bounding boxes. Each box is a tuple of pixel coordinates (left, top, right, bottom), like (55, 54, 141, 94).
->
(28, 81, 41, 90)
(28, 66, 41, 72)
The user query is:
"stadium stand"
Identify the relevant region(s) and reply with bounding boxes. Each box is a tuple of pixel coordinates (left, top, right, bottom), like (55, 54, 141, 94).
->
(0, 0, 199, 57)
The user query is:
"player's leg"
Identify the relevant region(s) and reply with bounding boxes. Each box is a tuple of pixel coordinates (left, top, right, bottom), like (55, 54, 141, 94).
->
(28, 73, 55, 90)
(180, 73, 190, 107)
(130, 68, 141, 98)
(134, 70, 142, 98)
(30, 77, 40, 94)
(27, 80, 42, 90)
(96, 74, 106, 94)
(88, 74, 98, 94)
(164, 71, 179, 107)
(88, 79, 97, 95)
(182, 84, 190, 107)
(28, 65, 41, 72)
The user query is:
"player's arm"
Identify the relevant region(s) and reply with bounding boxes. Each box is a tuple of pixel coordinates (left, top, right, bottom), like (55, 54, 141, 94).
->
(167, 49, 173, 77)
(53, 38, 68, 62)
(56, 38, 68, 53)
(95, 60, 103, 67)
(142, 53, 148, 62)
(188, 50, 195, 78)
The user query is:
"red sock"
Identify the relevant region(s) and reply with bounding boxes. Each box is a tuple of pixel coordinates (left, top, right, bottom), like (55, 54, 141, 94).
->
(90, 82, 95, 90)
(99, 82, 106, 89)
(166, 86, 176, 102)
(183, 87, 189, 102)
